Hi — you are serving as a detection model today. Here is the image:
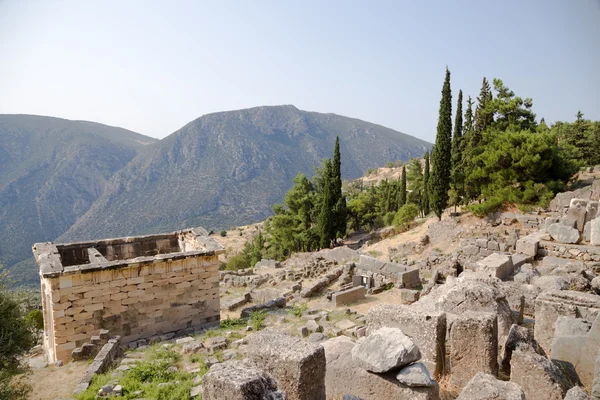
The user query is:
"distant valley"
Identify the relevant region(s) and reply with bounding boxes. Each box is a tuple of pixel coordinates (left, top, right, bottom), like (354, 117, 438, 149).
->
(0, 106, 431, 286)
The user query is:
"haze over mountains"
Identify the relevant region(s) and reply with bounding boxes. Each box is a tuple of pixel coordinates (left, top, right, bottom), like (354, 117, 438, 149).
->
(0, 105, 430, 286)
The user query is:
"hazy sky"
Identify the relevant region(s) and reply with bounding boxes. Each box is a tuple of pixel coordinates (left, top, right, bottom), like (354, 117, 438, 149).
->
(1, 1, 599, 142)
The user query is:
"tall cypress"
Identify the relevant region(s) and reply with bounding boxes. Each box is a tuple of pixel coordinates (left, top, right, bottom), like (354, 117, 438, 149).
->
(317, 159, 335, 248)
(332, 136, 347, 237)
(451, 89, 464, 208)
(473, 77, 492, 146)
(399, 165, 407, 207)
(430, 67, 453, 220)
(462, 96, 475, 203)
(422, 150, 430, 216)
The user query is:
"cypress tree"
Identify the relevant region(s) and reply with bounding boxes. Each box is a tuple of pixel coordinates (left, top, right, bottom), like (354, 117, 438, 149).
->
(399, 165, 407, 207)
(462, 96, 476, 203)
(422, 150, 430, 216)
(317, 159, 335, 248)
(473, 77, 493, 145)
(451, 89, 464, 208)
(332, 136, 347, 237)
(430, 67, 453, 220)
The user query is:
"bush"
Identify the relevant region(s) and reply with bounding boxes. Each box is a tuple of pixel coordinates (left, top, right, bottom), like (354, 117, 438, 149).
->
(383, 211, 396, 227)
(225, 253, 251, 271)
(467, 197, 505, 218)
(219, 317, 247, 329)
(290, 302, 308, 317)
(220, 230, 227, 237)
(25, 309, 44, 330)
(385, 161, 394, 168)
(249, 310, 268, 331)
(393, 203, 420, 231)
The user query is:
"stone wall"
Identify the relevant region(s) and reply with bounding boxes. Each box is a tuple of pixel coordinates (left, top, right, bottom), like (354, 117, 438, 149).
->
(538, 240, 600, 262)
(34, 227, 224, 364)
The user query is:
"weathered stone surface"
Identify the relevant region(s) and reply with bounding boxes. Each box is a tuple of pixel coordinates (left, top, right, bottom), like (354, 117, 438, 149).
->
(307, 333, 327, 343)
(535, 290, 600, 356)
(456, 372, 525, 400)
(448, 311, 498, 390)
(500, 324, 539, 376)
(569, 199, 590, 232)
(365, 305, 446, 377)
(351, 327, 421, 373)
(564, 386, 591, 400)
(240, 297, 286, 318)
(396, 362, 435, 387)
(516, 233, 542, 257)
(533, 275, 570, 291)
(247, 331, 326, 400)
(202, 360, 280, 400)
(555, 316, 592, 337)
(332, 286, 365, 307)
(593, 348, 600, 400)
(510, 344, 571, 400)
(548, 222, 582, 244)
(592, 218, 600, 246)
(477, 253, 514, 280)
(322, 336, 440, 400)
(182, 340, 204, 354)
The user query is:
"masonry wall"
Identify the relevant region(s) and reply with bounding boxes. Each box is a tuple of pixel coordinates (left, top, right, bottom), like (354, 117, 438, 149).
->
(41, 254, 220, 363)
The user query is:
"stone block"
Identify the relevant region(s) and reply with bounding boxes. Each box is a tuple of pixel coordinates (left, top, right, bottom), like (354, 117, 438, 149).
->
(592, 217, 600, 246)
(322, 336, 440, 400)
(510, 344, 571, 400)
(548, 223, 581, 244)
(587, 201, 600, 224)
(456, 372, 525, 400)
(448, 311, 498, 391)
(564, 386, 592, 400)
(516, 235, 539, 257)
(331, 286, 365, 307)
(202, 360, 280, 400)
(351, 327, 421, 373)
(247, 332, 326, 400)
(399, 288, 420, 303)
(500, 324, 539, 376)
(568, 199, 589, 232)
(477, 253, 514, 280)
(365, 304, 446, 378)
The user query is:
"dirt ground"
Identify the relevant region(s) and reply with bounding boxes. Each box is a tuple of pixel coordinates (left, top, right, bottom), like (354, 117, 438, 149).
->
(19, 358, 89, 400)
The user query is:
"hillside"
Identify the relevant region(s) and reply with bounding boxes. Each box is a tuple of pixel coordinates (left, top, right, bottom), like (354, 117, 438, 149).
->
(0, 115, 157, 283)
(59, 105, 431, 245)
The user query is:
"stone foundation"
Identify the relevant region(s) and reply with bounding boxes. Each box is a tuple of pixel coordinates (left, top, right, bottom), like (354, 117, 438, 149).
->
(34, 227, 224, 364)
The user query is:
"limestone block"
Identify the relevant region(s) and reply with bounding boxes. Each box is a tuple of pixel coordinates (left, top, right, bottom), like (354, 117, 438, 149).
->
(396, 362, 436, 387)
(322, 336, 440, 400)
(592, 217, 600, 246)
(331, 286, 365, 306)
(568, 199, 589, 232)
(587, 201, 600, 224)
(365, 305, 446, 377)
(500, 324, 539, 376)
(456, 372, 525, 400)
(351, 327, 421, 373)
(202, 360, 280, 400)
(448, 311, 498, 390)
(516, 235, 539, 257)
(593, 349, 600, 400)
(548, 223, 581, 244)
(564, 386, 592, 400)
(510, 344, 571, 400)
(477, 253, 514, 280)
(247, 332, 326, 400)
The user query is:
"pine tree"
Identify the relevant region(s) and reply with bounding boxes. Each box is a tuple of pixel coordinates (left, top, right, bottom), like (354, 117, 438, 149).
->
(430, 67, 453, 220)
(422, 151, 430, 215)
(317, 159, 335, 248)
(450, 89, 464, 209)
(399, 165, 407, 207)
(332, 136, 347, 237)
(462, 96, 475, 203)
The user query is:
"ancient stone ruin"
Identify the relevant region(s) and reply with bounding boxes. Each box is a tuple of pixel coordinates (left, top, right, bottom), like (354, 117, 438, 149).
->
(33, 227, 224, 364)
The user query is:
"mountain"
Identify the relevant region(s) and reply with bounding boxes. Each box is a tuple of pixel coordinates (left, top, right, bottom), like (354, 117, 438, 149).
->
(0, 115, 157, 283)
(60, 105, 430, 240)
(1, 106, 430, 286)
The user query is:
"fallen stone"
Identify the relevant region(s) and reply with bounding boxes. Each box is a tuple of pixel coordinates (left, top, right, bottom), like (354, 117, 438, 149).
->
(298, 326, 309, 338)
(396, 362, 435, 387)
(175, 336, 195, 345)
(247, 331, 326, 400)
(335, 319, 356, 331)
(564, 386, 591, 400)
(510, 344, 571, 400)
(500, 324, 540, 376)
(323, 336, 440, 400)
(307, 333, 328, 343)
(351, 327, 421, 373)
(202, 359, 280, 400)
(548, 223, 581, 244)
(448, 311, 498, 390)
(305, 319, 323, 333)
(456, 372, 525, 400)
(592, 217, 600, 246)
(477, 253, 514, 280)
(534, 275, 570, 291)
(182, 341, 204, 354)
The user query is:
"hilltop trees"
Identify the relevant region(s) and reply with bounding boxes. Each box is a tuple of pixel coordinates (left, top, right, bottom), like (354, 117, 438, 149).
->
(430, 67, 453, 219)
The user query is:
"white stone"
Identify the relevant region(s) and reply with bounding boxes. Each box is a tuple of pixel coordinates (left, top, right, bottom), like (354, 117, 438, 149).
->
(395, 362, 435, 387)
(351, 327, 421, 373)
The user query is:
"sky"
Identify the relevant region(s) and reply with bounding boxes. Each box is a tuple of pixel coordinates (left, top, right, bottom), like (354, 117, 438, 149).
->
(0, 0, 599, 142)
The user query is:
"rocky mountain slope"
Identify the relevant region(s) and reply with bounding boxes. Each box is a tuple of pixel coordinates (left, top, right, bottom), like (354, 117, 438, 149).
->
(0, 115, 157, 283)
(59, 105, 430, 242)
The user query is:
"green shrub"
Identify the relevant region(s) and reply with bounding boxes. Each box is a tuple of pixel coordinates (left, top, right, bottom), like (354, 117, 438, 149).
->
(249, 310, 267, 331)
(393, 203, 420, 231)
(290, 302, 308, 317)
(25, 309, 44, 330)
(220, 317, 247, 329)
(467, 197, 504, 218)
(385, 161, 394, 168)
(220, 230, 227, 237)
(383, 211, 396, 226)
(225, 253, 251, 271)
